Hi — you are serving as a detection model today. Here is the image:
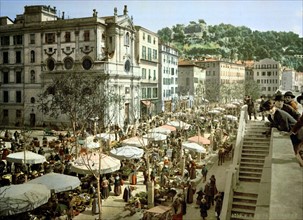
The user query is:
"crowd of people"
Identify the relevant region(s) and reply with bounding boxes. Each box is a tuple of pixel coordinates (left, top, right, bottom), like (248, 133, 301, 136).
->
(259, 91, 303, 159)
(0, 102, 242, 219)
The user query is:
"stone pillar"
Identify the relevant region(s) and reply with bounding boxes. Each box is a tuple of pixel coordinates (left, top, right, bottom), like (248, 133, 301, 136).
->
(147, 181, 154, 208)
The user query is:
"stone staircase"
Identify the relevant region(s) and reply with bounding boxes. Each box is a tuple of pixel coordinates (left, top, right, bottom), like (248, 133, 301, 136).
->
(230, 120, 270, 220)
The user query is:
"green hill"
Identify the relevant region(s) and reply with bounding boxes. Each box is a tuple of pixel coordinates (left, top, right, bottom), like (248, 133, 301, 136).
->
(157, 20, 303, 71)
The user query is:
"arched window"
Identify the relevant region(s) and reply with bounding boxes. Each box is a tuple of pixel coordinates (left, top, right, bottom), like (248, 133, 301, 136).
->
(30, 97, 35, 103)
(30, 50, 35, 63)
(125, 32, 129, 46)
(30, 70, 35, 83)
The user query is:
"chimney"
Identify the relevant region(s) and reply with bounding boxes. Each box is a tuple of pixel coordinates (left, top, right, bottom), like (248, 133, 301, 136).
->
(123, 5, 128, 15)
(62, 11, 65, 19)
(114, 7, 117, 16)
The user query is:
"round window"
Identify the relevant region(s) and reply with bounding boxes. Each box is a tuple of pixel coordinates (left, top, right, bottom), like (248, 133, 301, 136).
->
(124, 60, 130, 72)
(47, 59, 55, 71)
(82, 58, 92, 70)
(64, 58, 74, 70)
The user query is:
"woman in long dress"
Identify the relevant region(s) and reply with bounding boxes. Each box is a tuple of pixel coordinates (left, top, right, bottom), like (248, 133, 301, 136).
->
(114, 174, 122, 196)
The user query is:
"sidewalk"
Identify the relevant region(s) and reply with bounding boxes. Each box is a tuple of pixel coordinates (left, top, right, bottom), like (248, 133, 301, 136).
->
(183, 155, 233, 220)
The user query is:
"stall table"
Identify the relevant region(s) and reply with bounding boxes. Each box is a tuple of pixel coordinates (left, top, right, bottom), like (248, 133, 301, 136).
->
(143, 205, 173, 220)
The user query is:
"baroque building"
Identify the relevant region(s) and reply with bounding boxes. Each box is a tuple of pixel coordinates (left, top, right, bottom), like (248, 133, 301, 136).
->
(0, 5, 141, 128)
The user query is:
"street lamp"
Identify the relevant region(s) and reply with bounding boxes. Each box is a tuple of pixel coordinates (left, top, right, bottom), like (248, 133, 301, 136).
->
(90, 116, 99, 136)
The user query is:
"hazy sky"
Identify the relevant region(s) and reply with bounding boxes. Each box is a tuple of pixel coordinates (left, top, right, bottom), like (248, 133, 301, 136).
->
(0, 0, 302, 36)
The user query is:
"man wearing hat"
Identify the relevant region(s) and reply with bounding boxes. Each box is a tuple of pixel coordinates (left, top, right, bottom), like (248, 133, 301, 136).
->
(284, 91, 298, 111)
(261, 100, 297, 132)
(273, 92, 300, 120)
(291, 92, 303, 155)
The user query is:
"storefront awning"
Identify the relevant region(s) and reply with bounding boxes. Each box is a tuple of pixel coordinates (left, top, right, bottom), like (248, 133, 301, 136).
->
(141, 100, 151, 106)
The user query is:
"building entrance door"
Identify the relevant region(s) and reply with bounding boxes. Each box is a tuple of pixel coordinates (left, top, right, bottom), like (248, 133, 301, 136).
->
(30, 113, 36, 127)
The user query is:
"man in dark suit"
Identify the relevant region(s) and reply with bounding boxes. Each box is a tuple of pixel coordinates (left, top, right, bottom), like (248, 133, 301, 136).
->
(261, 100, 297, 132)
(273, 93, 301, 120)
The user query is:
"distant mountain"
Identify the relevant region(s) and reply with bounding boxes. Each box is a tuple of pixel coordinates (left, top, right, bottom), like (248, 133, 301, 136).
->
(157, 20, 303, 71)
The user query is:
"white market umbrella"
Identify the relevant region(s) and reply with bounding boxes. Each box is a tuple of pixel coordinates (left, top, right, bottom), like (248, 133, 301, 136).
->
(70, 153, 121, 175)
(225, 103, 237, 109)
(96, 133, 117, 142)
(122, 136, 148, 147)
(86, 141, 100, 149)
(182, 142, 206, 153)
(167, 120, 191, 130)
(6, 151, 46, 164)
(148, 126, 172, 135)
(27, 172, 81, 193)
(110, 146, 144, 160)
(213, 107, 225, 112)
(208, 109, 221, 114)
(143, 132, 167, 141)
(223, 114, 238, 121)
(0, 184, 51, 216)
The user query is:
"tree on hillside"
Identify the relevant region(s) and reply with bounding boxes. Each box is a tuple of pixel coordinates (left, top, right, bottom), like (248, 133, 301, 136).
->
(157, 27, 173, 43)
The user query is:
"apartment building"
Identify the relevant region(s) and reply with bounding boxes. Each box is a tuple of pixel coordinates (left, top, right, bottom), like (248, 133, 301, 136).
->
(0, 5, 141, 127)
(134, 26, 159, 118)
(253, 58, 281, 97)
(158, 43, 179, 113)
(195, 59, 245, 102)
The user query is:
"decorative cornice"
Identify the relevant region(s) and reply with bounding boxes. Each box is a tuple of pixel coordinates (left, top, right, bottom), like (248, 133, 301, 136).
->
(44, 49, 57, 56)
(80, 47, 94, 55)
(61, 48, 75, 56)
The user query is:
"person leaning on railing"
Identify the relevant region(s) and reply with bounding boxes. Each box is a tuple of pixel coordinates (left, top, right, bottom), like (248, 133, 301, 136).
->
(290, 93, 303, 156)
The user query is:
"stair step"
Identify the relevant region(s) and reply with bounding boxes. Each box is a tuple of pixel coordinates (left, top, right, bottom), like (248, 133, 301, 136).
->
(231, 209, 255, 219)
(234, 192, 258, 198)
(239, 171, 262, 178)
(239, 177, 261, 182)
(233, 197, 257, 204)
(242, 149, 269, 153)
(242, 144, 269, 149)
(242, 153, 266, 158)
(232, 202, 256, 210)
(241, 158, 265, 163)
(240, 161, 264, 168)
(240, 167, 263, 173)
(231, 214, 255, 220)
(243, 140, 269, 144)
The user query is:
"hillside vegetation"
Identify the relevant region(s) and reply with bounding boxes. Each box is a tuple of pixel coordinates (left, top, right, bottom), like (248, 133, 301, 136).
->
(157, 20, 303, 71)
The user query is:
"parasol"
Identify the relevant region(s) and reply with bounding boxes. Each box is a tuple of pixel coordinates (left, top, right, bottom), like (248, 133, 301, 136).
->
(70, 153, 121, 175)
(110, 145, 144, 160)
(27, 172, 81, 193)
(0, 184, 51, 216)
(182, 142, 206, 153)
(143, 132, 167, 141)
(188, 135, 210, 145)
(6, 151, 46, 164)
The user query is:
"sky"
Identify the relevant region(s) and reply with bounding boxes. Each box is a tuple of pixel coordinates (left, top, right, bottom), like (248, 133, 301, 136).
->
(0, 0, 302, 37)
